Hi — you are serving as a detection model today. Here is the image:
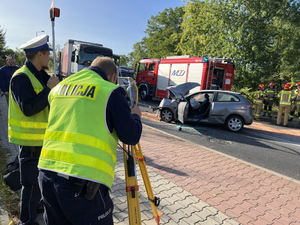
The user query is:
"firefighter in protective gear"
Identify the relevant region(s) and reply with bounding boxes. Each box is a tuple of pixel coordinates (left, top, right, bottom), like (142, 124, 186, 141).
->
(288, 82, 300, 124)
(276, 83, 295, 126)
(254, 84, 265, 120)
(262, 82, 275, 117)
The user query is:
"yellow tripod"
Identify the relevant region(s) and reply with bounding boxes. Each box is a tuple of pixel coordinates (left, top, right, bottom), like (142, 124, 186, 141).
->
(118, 77, 162, 225)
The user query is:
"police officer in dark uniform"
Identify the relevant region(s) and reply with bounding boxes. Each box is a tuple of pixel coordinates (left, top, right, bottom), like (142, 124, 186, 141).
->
(38, 57, 142, 225)
(0, 54, 19, 104)
(8, 35, 60, 225)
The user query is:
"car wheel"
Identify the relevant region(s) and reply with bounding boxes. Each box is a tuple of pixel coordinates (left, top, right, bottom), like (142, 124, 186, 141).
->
(139, 86, 148, 101)
(226, 115, 244, 132)
(160, 108, 173, 123)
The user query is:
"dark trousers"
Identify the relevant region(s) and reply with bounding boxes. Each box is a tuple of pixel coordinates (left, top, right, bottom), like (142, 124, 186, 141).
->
(19, 146, 42, 225)
(38, 170, 113, 225)
(263, 100, 274, 114)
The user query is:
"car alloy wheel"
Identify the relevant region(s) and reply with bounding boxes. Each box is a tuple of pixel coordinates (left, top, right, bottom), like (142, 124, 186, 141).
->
(160, 108, 173, 123)
(226, 115, 244, 132)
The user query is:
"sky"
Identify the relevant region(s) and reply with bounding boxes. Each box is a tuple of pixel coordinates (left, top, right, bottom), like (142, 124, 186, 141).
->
(0, 0, 186, 56)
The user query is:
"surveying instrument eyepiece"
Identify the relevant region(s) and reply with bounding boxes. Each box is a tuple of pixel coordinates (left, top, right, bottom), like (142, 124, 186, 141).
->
(117, 76, 162, 225)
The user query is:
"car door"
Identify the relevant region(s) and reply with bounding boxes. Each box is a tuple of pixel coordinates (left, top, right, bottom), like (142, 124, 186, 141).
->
(178, 101, 189, 124)
(191, 92, 214, 120)
(209, 92, 240, 123)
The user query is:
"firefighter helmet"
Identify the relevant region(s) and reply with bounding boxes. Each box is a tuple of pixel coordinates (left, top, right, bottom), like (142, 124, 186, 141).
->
(258, 84, 265, 90)
(269, 82, 274, 87)
(296, 82, 300, 86)
(284, 83, 292, 90)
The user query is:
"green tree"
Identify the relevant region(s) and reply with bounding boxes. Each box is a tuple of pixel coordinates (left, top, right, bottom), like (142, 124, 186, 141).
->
(128, 6, 184, 65)
(127, 39, 148, 68)
(127, 0, 300, 93)
(0, 26, 7, 66)
(120, 54, 130, 66)
(144, 6, 184, 58)
(178, 0, 300, 91)
(226, 0, 300, 90)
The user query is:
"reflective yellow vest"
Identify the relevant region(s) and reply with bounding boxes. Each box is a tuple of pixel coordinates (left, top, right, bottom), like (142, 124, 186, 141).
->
(278, 90, 292, 105)
(294, 89, 300, 105)
(255, 90, 264, 103)
(264, 88, 275, 100)
(8, 66, 49, 146)
(38, 69, 118, 189)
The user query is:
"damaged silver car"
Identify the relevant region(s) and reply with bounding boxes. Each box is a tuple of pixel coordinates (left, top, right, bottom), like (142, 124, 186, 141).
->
(154, 82, 253, 132)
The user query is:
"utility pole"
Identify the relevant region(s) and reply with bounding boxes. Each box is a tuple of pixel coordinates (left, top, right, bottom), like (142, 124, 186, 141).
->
(50, 1, 60, 77)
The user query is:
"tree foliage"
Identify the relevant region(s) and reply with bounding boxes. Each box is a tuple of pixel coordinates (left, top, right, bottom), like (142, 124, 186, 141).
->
(127, 39, 148, 68)
(127, 0, 300, 92)
(144, 6, 184, 58)
(0, 26, 7, 66)
(128, 6, 184, 68)
(119, 54, 130, 66)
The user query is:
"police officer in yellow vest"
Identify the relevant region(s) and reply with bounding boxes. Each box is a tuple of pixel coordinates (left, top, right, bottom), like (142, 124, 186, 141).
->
(38, 57, 142, 225)
(288, 82, 300, 124)
(254, 84, 265, 120)
(8, 35, 60, 225)
(276, 83, 295, 127)
(262, 82, 275, 117)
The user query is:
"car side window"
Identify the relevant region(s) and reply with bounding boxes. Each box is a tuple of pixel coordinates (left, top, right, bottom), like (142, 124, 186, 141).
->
(216, 93, 240, 102)
(193, 93, 213, 102)
(193, 94, 205, 102)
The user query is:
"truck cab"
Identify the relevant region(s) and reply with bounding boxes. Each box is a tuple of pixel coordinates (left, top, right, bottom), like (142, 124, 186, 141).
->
(59, 39, 120, 78)
(136, 58, 159, 100)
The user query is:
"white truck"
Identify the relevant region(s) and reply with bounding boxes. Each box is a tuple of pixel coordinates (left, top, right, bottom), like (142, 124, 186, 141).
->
(58, 39, 120, 77)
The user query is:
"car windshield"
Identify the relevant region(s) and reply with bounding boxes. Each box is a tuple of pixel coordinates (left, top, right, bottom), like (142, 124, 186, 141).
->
(78, 46, 113, 66)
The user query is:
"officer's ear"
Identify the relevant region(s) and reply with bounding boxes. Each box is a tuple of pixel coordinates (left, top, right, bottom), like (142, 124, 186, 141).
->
(108, 73, 117, 84)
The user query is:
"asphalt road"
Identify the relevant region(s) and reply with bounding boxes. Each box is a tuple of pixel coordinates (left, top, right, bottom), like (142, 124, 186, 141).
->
(138, 98, 300, 182)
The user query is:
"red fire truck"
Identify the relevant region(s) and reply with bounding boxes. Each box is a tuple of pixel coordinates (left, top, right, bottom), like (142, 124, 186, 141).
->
(135, 55, 235, 100)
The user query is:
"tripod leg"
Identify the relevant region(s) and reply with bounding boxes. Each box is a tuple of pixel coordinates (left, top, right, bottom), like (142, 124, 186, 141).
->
(123, 144, 141, 225)
(133, 143, 162, 225)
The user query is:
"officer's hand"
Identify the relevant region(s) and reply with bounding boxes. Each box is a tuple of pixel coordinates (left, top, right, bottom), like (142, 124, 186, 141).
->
(3, 92, 9, 96)
(131, 105, 141, 117)
(47, 76, 60, 89)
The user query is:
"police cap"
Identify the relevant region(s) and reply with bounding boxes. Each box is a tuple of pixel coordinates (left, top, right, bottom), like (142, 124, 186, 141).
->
(19, 34, 53, 53)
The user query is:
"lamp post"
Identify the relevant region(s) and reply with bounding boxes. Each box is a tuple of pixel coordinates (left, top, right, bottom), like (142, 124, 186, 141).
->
(36, 30, 44, 37)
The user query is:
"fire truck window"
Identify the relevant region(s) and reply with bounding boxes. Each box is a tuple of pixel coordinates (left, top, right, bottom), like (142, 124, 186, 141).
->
(149, 63, 155, 71)
(212, 69, 225, 89)
(138, 63, 146, 72)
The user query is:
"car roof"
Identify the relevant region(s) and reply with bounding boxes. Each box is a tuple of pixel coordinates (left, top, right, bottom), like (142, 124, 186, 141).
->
(120, 66, 135, 72)
(186, 90, 246, 100)
(187, 90, 241, 96)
